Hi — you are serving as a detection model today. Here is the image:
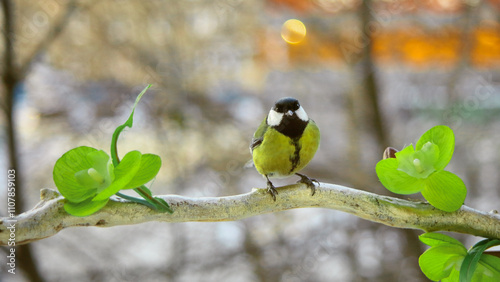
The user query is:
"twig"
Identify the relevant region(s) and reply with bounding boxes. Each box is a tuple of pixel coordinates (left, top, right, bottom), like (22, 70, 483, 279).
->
(1, 182, 499, 245)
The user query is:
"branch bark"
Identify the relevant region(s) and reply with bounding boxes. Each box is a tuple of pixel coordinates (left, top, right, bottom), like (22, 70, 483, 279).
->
(1, 182, 499, 246)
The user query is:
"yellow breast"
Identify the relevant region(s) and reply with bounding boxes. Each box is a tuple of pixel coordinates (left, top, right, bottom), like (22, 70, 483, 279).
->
(252, 121, 320, 178)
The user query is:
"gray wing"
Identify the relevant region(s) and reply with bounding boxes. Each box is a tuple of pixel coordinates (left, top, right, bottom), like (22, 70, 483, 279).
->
(250, 117, 268, 153)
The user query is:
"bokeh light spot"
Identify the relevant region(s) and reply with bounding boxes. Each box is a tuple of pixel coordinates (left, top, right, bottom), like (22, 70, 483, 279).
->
(281, 19, 306, 44)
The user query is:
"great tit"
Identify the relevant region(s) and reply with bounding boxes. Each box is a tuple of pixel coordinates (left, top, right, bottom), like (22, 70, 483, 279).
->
(250, 97, 320, 201)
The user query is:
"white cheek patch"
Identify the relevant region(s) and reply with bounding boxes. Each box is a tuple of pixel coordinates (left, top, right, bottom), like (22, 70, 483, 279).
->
(267, 110, 283, 126)
(295, 106, 309, 122)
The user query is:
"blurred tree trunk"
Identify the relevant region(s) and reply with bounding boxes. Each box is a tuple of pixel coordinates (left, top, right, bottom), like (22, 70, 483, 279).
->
(359, 0, 387, 151)
(447, 0, 482, 103)
(1, 1, 75, 281)
(1, 0, 23, 215)
(358, 1, 426, 281)
(1, 2, 45, 281)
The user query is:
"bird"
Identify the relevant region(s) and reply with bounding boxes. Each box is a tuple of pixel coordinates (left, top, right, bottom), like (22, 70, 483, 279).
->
(250, 97, 320, 201)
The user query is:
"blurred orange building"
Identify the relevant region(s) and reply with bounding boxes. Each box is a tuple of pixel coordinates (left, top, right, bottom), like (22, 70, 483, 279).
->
(261, 0, 500, 69)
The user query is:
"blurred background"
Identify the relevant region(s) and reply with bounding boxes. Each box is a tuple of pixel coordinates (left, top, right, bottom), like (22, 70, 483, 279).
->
(1, 0, 499, 281)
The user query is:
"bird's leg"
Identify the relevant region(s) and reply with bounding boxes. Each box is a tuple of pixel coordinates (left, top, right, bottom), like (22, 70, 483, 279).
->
(265, 175, 278, 201)
(295, 173, 319, 196)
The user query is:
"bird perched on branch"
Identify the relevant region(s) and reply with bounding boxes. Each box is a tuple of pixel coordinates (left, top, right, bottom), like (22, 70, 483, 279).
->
(250, 97, 320, 201)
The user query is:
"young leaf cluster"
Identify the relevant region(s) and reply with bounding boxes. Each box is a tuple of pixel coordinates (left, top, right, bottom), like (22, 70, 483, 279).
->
(53, 85, 172, 216)
(54, 148, 161, 216)
(419, 233, 500, 281)
(376, 125, 467, 212)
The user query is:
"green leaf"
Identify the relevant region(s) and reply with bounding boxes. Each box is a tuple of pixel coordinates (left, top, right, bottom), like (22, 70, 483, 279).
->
(419, 234, 500, 282)
(477, 254, 500, 281)
(376, 158, 425, 194)
(92, 150, 143, 201)
(420, 233, 465, 248)
(443, 268, 460, 282)
(419, 244, 467, 281)
(54, 146, 101, 203)
(64, 198, 109, 217)
(460, 239, 500, 282)
(121, 154, 161, 190)
(416, 125, 455, 171)
(421, 170, 467, 212)
(111, 84, 151, 167)
(418, 233, 469, 281)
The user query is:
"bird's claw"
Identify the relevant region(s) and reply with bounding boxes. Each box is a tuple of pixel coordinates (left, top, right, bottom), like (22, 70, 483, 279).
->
(265, 176, 278, 201)
(267, 185, 278, 201)
(295, 173, 319, 196)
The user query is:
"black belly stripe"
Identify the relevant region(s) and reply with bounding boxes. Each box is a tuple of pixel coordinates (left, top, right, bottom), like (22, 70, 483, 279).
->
(289, 138, 301, 174)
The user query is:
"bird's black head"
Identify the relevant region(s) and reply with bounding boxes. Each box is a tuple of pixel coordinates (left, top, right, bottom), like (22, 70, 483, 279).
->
(267, 97, 309, 139)
(273, 97, 300, 114)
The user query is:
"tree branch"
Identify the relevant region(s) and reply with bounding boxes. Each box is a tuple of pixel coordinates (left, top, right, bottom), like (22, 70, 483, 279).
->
(2, 182, 499, 245)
